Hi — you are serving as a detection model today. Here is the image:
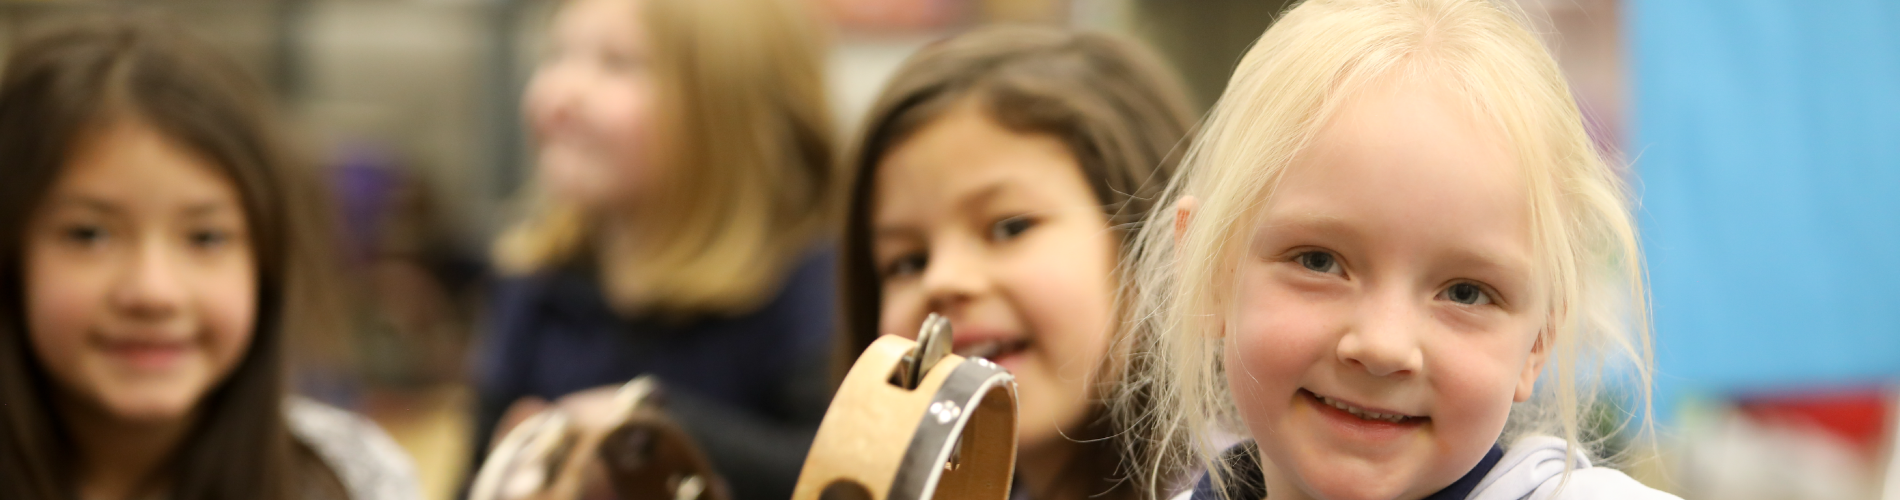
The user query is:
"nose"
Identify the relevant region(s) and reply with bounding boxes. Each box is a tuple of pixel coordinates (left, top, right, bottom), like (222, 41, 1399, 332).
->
(110, 236, 185, 320)
(1336, 289, 1424, 377)
(525, 67, 581, 135)
(919, 238, 992, 316)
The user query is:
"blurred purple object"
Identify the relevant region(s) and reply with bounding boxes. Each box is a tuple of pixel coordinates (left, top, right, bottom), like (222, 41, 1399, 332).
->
(332, 142, 400, 267)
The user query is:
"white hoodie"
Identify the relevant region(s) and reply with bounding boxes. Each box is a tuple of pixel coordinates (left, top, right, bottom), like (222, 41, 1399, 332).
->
(1175, 435, 1680, 500)
(1466, 435, 1679, 500)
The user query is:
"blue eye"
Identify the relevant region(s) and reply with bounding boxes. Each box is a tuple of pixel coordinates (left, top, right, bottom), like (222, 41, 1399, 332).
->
(1442, 283, 1493, 306)
(1295, 250, 1342, 275)
(990, 216, 1034, 241)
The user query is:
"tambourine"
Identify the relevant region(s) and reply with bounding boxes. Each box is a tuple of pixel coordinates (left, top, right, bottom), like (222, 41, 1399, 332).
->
(793, 314, 1020, 500)
(469, 376, 729, 500)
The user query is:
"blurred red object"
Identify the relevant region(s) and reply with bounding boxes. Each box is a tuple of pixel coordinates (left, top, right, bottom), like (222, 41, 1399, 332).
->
(1735, 386, 1893, 462)
(814, 0, 967, 33)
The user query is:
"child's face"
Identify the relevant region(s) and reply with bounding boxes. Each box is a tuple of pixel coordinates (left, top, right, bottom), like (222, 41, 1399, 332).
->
(871, 100, 1117, 451)
(24, 120, 257, 424)
(525, 0, 661, 210)
(1224, 80, 1549, 500)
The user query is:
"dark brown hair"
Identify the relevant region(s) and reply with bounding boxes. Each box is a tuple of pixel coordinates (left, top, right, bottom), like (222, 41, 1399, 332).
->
(837, 25, 1195, 500)
(0, 17, 344, 500)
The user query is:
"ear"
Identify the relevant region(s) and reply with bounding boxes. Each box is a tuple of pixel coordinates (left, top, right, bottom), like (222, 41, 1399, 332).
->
(1173, 196, 1199, 244)
(1513, 329, 1551, 402)
(1174, 196, 1227, 338)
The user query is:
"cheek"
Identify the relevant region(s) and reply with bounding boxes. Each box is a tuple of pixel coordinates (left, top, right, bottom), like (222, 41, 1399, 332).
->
(994, 227, 1115, 446)
(1002, 229, 1115, 373)
(599, 83, 656, 143)
(531, 74, 663, 205)
(1227, 267, 1340, 419)
(522, 72, 560, 127)
(22, 248, 104, 379)
(588, 79, 660, 174)
(1427, 326, 1540, 441)
(877, 284, 927, 341)
(199, 259, 259, 377)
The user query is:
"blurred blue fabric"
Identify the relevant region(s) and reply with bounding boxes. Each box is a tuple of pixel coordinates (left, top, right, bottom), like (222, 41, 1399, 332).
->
(1630, 0, 1900, 414)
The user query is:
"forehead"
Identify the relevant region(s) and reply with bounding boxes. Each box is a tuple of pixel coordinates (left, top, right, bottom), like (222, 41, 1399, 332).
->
(1259, 78, 1531, 267)
(554, 0, 645, 40)
(48, 121, 241, 212)
(871, 100, 1090, 221)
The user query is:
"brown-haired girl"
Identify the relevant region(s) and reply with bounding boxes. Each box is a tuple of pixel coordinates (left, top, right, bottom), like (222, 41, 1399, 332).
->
(837, 25, 1194, 500)
(473, 0, 836, 498)
(0, 18, 417, 500)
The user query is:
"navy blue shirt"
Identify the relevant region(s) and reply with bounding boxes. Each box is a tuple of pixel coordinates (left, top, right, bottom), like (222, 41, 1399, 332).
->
(1190, 441, 1505, 500)
(473, 249, 837, 500)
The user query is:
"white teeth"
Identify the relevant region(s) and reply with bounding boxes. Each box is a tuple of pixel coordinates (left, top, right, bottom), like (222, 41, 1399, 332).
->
(1316, 394, 1411, 423)
(954, 339, 1026, 360)
(955, 340, 1005, 359)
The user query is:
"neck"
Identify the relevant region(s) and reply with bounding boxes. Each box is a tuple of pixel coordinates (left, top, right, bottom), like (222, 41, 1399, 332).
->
(1017, 436, 1087, 500)
(596, 213, 651, 259)
(595, 199, 658, 245)
(1258, 459, 1310, 500)
(595, 213, 665, 311)
(57, 396, 194, 500)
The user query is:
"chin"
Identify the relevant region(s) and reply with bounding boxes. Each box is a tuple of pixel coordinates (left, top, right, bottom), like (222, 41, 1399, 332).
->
(1279, 455, 1421, 500)
(539, 161, 617, 203)
(1303, 483, 1407, 500)
(543, 176, 617, 208)
(99, 392, 201, 424)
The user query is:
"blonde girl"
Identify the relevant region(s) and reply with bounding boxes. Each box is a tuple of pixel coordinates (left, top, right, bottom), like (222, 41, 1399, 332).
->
(474, 0, 836, 499)
(1114, 0, 1675, 499)
(838, 26, 1194, 500)
(0, 18, 416, 500)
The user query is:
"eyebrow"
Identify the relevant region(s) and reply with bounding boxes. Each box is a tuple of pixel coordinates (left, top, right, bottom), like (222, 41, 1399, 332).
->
(1257, 211, 1356, 233)
(1250, 211, 1364, 251)
(954, 182, 1010, 214)
(1433, 245, 1533, 283)
(179, 202, 236, 219)
(870, 181, 1013, 239)
(871, 225, 921, 242)
(46, 196, 237, 218)
(50, 197, 123, 215)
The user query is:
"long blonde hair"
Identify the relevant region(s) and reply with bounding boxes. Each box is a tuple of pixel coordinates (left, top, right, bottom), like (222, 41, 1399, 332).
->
(1110, 0, 1655, 495)
(495, 0, 836, 316)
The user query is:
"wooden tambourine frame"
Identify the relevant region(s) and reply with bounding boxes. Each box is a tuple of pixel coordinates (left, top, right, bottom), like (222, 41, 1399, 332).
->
(793, 334, 1019, 500)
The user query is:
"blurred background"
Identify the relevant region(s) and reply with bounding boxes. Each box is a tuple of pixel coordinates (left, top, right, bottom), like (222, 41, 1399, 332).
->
(1, 0, 1894, 498)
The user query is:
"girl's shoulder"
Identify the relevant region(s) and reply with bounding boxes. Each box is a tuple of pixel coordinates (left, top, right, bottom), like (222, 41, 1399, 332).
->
(285, 397, 421, 500)
(1172, 436, 1679, 500)
(1470, 435, 1680, 500)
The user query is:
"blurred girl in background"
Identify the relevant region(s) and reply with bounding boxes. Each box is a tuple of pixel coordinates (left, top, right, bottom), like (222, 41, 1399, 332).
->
(475, 0, 837, 497)
(836, 26, 1194, 500)
(0, 18, 417, 500)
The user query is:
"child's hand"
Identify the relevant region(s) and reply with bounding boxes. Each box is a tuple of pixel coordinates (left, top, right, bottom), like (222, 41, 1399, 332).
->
(492, 396, 552, 452)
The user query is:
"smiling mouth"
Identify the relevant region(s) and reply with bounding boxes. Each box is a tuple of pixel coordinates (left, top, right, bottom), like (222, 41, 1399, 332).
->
(100, 341, 191, 371)
(953, 338, 1031, 361)
(1301, 389, 1425, 424)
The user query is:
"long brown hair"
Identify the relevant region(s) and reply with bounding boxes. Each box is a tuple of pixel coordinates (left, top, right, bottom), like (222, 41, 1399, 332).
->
(836, 26, 1195, 500)
(0, 17, 344, 500)
(494, 0, 837, 318)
